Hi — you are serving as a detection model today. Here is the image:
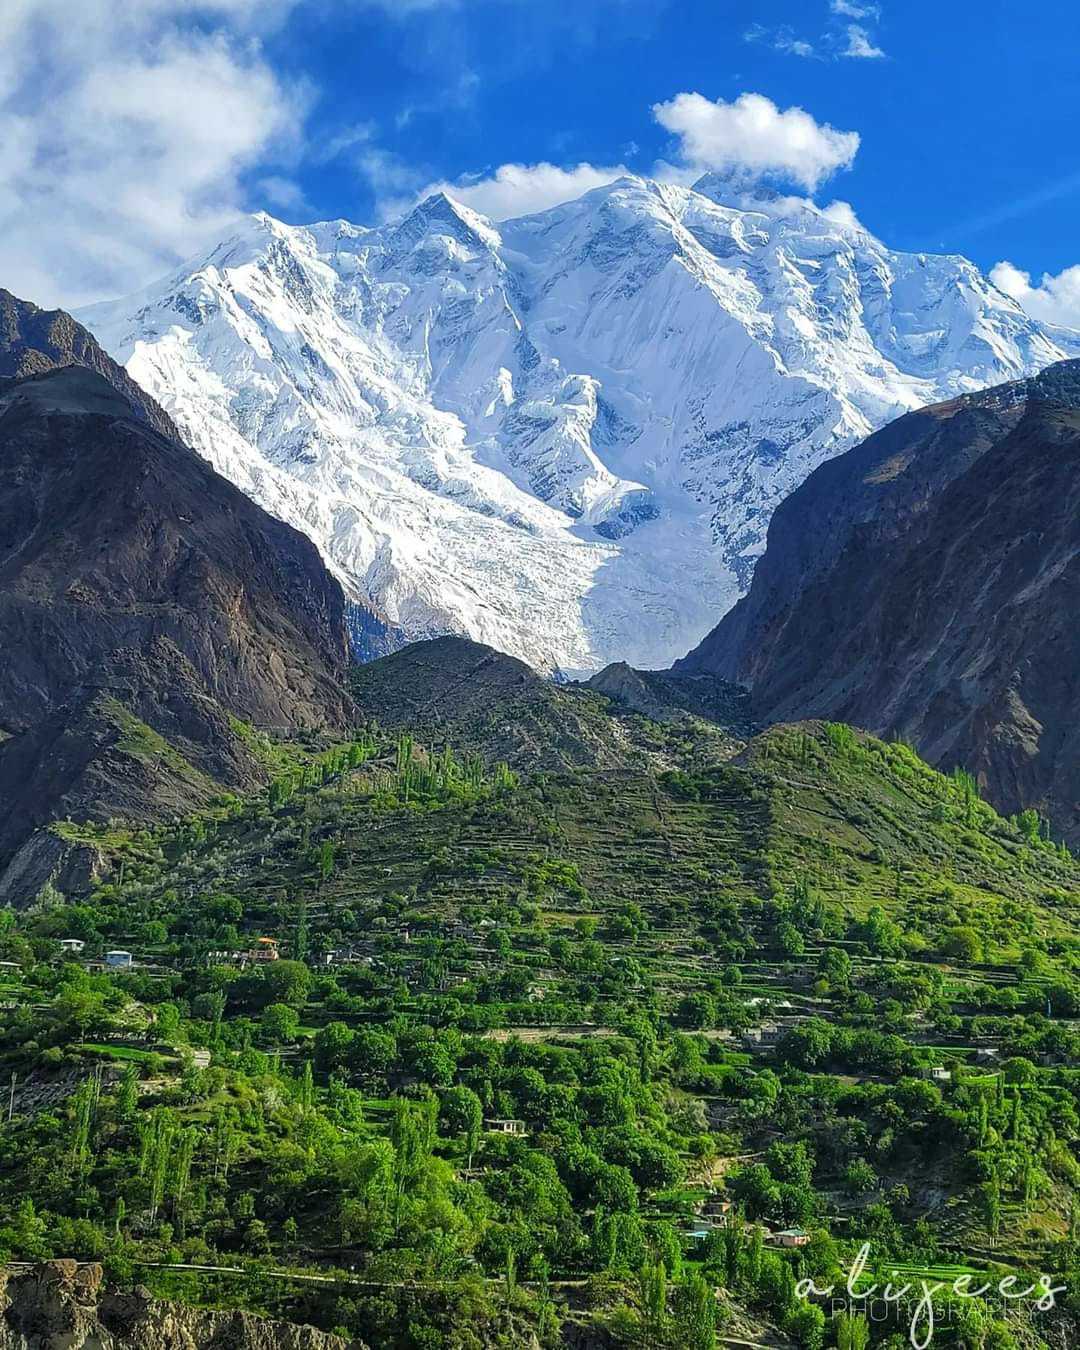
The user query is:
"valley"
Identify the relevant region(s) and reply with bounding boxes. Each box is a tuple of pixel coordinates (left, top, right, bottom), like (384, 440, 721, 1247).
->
(0, 653, 1079, 1349)
(1, 52, 1079, 1346)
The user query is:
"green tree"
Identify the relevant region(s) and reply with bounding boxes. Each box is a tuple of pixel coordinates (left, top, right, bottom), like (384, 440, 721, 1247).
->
(638, 1262, 667, 1349)
(835, 1311, 870, 1350)
(262, 960, 311, 1008)
(982, 1177, 1002, 1246)
(673, 1272, 716, 1350)
(313, 1021, 354, 1073)
(785, 1301, 826, 1350)
(117, 1064, 139, 1121)
(440, 1085, 483, 1168)
(260, 1003, 300, 1044)
(941, 926, 985, 964)
(818, 947, 852, 988)
(845, 1158, 878, 1197)
(859, 906, 903, 956)
(318, 842, 336, 882)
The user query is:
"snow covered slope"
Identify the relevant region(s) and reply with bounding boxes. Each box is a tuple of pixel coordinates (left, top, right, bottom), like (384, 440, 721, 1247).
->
(80, 175, 1080, 674)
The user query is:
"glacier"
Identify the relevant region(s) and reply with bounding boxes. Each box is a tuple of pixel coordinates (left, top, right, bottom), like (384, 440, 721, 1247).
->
(80, 174, 1080, 674)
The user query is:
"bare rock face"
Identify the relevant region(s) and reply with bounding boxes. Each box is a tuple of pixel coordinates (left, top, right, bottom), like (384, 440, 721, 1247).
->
(678, 360, 1080, 842)
(0, 1261, 363, 1350)
(0, 365, 353, 738)
(0, 289, 357, 899)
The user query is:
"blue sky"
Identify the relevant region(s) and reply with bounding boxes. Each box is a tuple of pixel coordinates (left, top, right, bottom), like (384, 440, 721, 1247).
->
(4, 0, 1079, 324)
(273, 0, 1079, 273)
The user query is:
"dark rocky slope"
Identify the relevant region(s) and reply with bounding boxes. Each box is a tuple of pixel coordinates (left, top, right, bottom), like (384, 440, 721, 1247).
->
(585, 661, 757, 736)
(0, 366, 352, 735)
(0, 292, 356, 901)
(350, 635, 630, 769)
(0, 289, 177, 439)
(0, 1261, 361, 1350)
(678, 360, 1080, 840)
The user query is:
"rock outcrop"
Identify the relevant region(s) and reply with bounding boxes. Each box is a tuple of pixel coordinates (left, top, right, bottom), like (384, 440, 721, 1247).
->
(0, 1261, 363, 1350)
(0, 364, 353, 737)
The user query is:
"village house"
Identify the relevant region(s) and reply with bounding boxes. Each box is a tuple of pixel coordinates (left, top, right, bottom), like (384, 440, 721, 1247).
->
(322, 949, 372, 968)
(918, 1065, 951, 1082)
(742, 1023, 787, 1048)
(772, 1228, 811, 1248)
(207, 937, 284, 968)
(485, 1118, 526, 1136)
(59, 938, 86, 954)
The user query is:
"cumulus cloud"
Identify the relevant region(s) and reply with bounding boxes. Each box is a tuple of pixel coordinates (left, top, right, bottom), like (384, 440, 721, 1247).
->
(409, 91, 861, 223)
(990, 261, 1080, 331)
(419, 161, 631, 221)
(0, 0, 307, 308)
(652, 91, 859, 192)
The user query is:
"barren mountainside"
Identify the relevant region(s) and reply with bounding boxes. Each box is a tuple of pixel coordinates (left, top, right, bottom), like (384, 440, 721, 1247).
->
(679, 359, 1080, 841)
(0, 292, 356, 902)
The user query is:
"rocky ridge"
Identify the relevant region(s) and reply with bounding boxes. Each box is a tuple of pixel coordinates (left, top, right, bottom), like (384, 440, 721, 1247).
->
(0, 292, 356, 903)
(679, 359, 1080, 841)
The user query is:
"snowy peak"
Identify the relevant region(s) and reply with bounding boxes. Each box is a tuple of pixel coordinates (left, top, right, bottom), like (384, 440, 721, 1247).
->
(80, 177, 1080, 675)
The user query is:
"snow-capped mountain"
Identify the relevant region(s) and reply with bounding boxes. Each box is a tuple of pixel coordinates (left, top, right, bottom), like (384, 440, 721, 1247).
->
(80, 174, 1080, 674)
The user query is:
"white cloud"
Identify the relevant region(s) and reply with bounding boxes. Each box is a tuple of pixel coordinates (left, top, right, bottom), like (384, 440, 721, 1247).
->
(775, 29, 817, 58)
(830, 0, 880, 17)
(841, 23, 885, 58)
(819, 199, 869, 233)
(0, 0, 307, 308)
(744, 23, 818, 57)
(402, 91, 861, 223)
(652, 91, 859, 192)
(749, 4, 886, 61)
(256, 175, 310, 210)
(990, 261, 1080, 330)
(420, 161, 631, 221)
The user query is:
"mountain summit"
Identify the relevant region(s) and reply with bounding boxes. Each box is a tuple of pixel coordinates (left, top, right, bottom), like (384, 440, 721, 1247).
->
(82, 177, 1080, 673)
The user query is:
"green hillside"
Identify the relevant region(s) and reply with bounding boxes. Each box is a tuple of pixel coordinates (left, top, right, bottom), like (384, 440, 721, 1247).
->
(2, 696, 1080, 1350)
